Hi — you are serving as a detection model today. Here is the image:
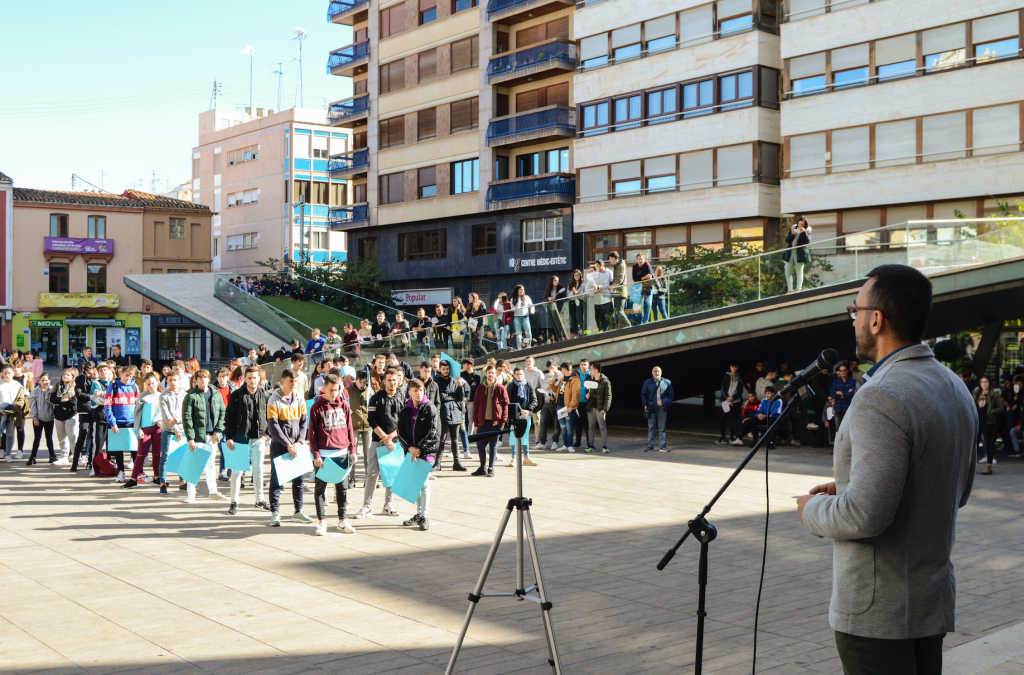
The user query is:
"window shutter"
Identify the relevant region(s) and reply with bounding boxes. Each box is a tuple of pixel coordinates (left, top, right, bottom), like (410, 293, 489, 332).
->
(470, 35, 480, 67)
(790, 52, 825, 79)
(611, 160, 641, 181)
(392, 59, 405, 90)
(831, 126, 870, 172)
(789, 133, 826, 176)
(645, 155, 676, 177)
(611, 24, 641, 48)
(380, 8, 390, 38)
(419, 166, 436, 188)
(679, 5, 714, 46)
(547, 16, 569, 40)
(679, 150, 713, 190)
(470, 97, 479, 128)
(922, 23, 965, 54)
(973, 104, 1021, 156)
(874, 119, 917, 167)
(391, 116, 406, 147)
(716, 143, 753, 186)
(546, 83, 569, 107)
(831, 43, 869, 71)
(379, 175, 390, 204)
(787, 0, 824, 19)
(973, 13, 1019, 43)
(875, 34, 915, 66)
(379, 64, 390, 93)
(389, 173, 405, 204)
(391, 5, 406, 34)
(580, 34, 608, 61)
(517, 25, 543, 48)
(579, 167, 608, 203)
(451, 99, 470, 131)
(419, 49, 437, 82)
(842, 208, 880, 232)
(452, 37, 471, 71)
(644, 15, 676, 41)
(717, 0, 750, 19)
(418, 106, 437, 140)
(420, 0, 436, 9)
(516, 89, 541, 112)
(922, 111, 966, 161)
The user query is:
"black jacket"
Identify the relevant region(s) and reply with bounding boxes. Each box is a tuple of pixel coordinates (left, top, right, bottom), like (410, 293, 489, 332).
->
(720, 373, 744, 401)
(50, 382, 78, 422)
(463, 371, 481, 402)
(397, 399, 440, 459)
(434, 374, 464, 425)
(391, 360, 413, 380)
(421, 377, 440, 409)
(224, 385, 269, 441)
(506, 379, 538, 414)
(368, 389, 403, 442)
(783, 225, 812, 264)
(74, 374, 96, 416)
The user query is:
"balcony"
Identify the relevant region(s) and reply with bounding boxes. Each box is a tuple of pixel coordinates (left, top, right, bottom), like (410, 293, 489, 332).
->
(486, 39, 577, 86)
(327, 0, 368, 25)
(328, 203, 370, 230)
(487, 106, 576, 148)
(486, 0, 573, 24)
(329, 149, 370, 179)
(327, 41, 370, 77)
(328, 95, 370, 126)
(486, 174, 576, 210)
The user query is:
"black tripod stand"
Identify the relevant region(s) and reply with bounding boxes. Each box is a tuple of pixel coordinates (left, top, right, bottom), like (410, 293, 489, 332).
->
(657, 396, 800, 675)
(445, 410, 562, 675)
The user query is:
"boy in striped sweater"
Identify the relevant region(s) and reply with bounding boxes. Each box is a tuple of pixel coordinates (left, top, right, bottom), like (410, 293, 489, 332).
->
(266, 369, 310, 526)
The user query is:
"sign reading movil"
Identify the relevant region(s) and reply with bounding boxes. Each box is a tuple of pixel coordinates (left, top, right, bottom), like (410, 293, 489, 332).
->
(508, 255, 568, 272)
(44, 237, 115, 255)
(394, 288, 453, 307)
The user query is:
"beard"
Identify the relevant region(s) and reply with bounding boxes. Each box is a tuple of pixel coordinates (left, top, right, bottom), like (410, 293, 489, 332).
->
(855, 321, 877, 362)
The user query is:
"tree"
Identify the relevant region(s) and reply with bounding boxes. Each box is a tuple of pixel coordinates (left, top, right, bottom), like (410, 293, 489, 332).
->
(255, 253, 400, 319)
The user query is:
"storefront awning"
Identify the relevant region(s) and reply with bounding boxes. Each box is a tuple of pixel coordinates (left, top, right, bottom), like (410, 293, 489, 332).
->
(64, 318, 120, 326)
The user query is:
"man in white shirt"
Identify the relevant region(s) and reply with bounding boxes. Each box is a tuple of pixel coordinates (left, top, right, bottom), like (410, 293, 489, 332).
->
(588, 261, 614, 332)
(522, 356, 548, 446)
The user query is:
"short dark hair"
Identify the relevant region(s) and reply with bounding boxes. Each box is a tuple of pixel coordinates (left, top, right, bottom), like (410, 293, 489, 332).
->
(356, 370, 367, 380)
(420, 362, 431, 370)
(408, 378, 424, 391)
(323, 373, 341, 386)
(384, 367, 399, 377)
(590, 362, 602, 374)
(765, 385, 776, 394)
(280, 368, 295, 381)
(141, 359, 153, 367)
(386, 352, 397, 359)
(866, 264, 932, 343)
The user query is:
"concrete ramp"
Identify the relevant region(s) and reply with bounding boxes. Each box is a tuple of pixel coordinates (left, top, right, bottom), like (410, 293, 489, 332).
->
(124, 273, 287, 349)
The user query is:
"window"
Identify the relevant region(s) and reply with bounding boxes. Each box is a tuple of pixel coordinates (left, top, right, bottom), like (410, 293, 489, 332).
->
(451, 35, 479, 72)
(521, 217, 563, 252)
(227, 188, 260, 206)
(973, 104, 1021, 156)
(494, 155, 509, 181)
(582, 102, 609, 136)
(293, 179, 311, 204)
(875, 34, 916, 81)
(923, 23, 965, 73)
(380, 117, 405, 149)
(380, 4, 406, 38)
(169, 218, 185, 239)
(48, 263, 68, 293)
(718, 0, 753, 36)
(450, 97, 479, 133)
(647, 88, 677, 124)
(418, 106, 437, 141)
(418, 166, 437, 198)
(87, 216, 105, 239)
(720, 71, 753, 110)
(192, 155, 200, 179)
(354, 183, 367, 203)
(399, 229, 446, 261)
(379, 59, 406, 94)
(580, 34, 609, 69)
(49, 214, 68, 238)
(313, 181, 330, 205)
(614, 95, 642, 130)
(515, 83, 568, 112)
(644, 15, 676, 54)
(834, 67, 869, 89)
(311, 231, 330, 250)
(547, 148, 570, 173)
(330, 182, 348, 205)
(354, 131, 368, 150)
(611, 160, 642, 198)
(379, 172, 406, 205)
(517, 152, 540, 177)
(228, 144, 259, 164)
(227, 233, 259, 250)
(358, 237, 377, 263)
(214, 151, 221, 174)
(87, 264, 106, 294)
(167, 269, 189, 274)
(213, 238, 220, 257)
(645, 155, 676, 193)
(419, 49, 437, 83)
(453, 0, 478, 12)
(452, 159, 479, 194)
(683, 79, 714, 117)
(312, 135, 328, 159)
(790, 52, 825, 96)
(420, 0, 437, 25)
(611, 25, 641, 61)
(976, 37, 1020, 63)
(472, 224, 497, 255)
(354, 79, 368, 95)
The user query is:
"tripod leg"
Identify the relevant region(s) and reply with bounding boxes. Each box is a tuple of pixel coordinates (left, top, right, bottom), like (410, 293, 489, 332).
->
(695, 541, 708, 675)
(445, 502, 515, 675)
(523, 508, 563, 675)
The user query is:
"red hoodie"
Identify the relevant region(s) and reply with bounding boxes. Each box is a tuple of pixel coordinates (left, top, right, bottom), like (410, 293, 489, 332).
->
(308, 394, 355, 460)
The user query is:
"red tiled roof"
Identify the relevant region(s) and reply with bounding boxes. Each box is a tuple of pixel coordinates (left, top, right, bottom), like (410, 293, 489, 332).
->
(0, 171, 12, 184)
(121, 189, 209, 211)
(13, 187, 208, 212)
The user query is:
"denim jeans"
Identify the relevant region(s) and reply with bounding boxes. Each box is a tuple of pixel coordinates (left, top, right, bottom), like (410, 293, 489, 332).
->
(509, 425, 529, 458)
(647, 408, 668, 449)
(558, 410, 575, 448)
(639, 294, 653, 325)
(158, 428, 179, 484)
(513, 315, 532, 348)
(652, 295, 667, 321)
(476, 421, 501, 469)
(497, 326, 507, 350)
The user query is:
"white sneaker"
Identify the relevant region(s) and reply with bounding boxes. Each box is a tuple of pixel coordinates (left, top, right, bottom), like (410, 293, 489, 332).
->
(507, 459, 516, 468)
(337, 520, 356, 534)
(89, 468, 96, 476)
(382, 504, 400, 517)
(209, 491, 229, 501)
(494, 453, 503, 462)
(555, 445, 565, 452)
(181, 494, 195, 504)
(444, 451, 452, 458)
(730, 438, 744, 446)
(353, 505, 373, 519)
(462, 451, 473, 460)
(547, 441, 555, 450)
(315, 520, 328, 536)
(5, 453, 14, 463)
(292, 510, 314, 523)
(567, 447, 576, 453)
(806, 422, 819, 431)
(54, 457, 69, 466)
(116, 471, 125, 483)
(138, 472, 150, 482)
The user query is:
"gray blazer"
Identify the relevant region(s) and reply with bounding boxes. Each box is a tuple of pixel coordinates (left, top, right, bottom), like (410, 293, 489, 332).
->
(802, 344, 976, 640)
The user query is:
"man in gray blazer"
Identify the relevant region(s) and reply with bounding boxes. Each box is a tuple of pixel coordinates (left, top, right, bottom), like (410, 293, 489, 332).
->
(797, 264, 976, 675)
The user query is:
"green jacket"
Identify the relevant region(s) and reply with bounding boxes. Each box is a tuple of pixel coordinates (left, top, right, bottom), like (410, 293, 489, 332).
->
(590, 375, 613, 412)
(182, 386, 226, 442)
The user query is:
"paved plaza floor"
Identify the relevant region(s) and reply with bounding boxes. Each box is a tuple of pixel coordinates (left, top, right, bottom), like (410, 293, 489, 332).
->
(1, 427, 1023, 675)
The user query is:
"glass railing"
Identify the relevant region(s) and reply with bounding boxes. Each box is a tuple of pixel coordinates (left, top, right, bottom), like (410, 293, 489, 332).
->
(213, 275, 313, 344)
(328, 96, 370, 125)
(487, 107, 576, 144)
(326, 41, 370, 73)
(487, 40, 577, 82)
(486, 175, 576, 205)
(327, 0, 369, 21)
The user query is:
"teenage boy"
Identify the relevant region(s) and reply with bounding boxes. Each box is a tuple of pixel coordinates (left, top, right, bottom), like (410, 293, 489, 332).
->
(460, 358, 480, 460)
(360, 368, 401, 518)
(717, 362, 743, 445)
(506, 367, 537, 467)
(523, 356, 547, 446)
(587, 362, 612, 453)
(736, 391, 763, 444)
(433, 360, 468, 472)
(386, 352, 413, 380)
(306, 328, 326, 364)
(418, 362, 440, 407)
(181, 369, 229, 504)
(290, 354, 308, 398)
(90, 364, 114, 472)
(829, 362, 857, 431)
(550, 362, 581, 452)
(346, 370, 372, 489)
(215, 367, 232, 481)
(397, 378, 441, 531)
(574, 359, 592, 451)
(309, 373, 357, 535)
(71, 364, 98, 471)
(158, 370, 187, 495)
(105, 365, 140, 483)
(224, 366, 271, 513)
(472, 365, 509, 476)
(266, 368, 311, 526)
(135, 359, 158, 392)
(756, 386, 786, 445)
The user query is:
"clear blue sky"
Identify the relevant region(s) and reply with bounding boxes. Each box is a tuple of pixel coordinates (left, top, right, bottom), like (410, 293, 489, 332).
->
(0, 1, 353, 193)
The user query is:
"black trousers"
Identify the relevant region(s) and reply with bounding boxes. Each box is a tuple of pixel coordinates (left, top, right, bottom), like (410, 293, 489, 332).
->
(574, 401, 591, 448)
(314, 477, 348, 521)
(719, 406, 739, 439)
(436, 423, 463, 470)
(73, 416, 93, 468)
(834, 631, 943, 675)
(30, 420, 55, 459)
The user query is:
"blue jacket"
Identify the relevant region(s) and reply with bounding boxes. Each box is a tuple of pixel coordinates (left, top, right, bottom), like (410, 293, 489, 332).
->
(757, 397, 783, 418)
(104, 379, 140, 427)
(830, 376, 857, 413)
(641, 377, 674, 411)
(306, 336, 326, 355)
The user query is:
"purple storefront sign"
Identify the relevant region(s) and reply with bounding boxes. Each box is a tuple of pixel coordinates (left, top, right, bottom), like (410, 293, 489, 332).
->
(44, 237, 115, 255)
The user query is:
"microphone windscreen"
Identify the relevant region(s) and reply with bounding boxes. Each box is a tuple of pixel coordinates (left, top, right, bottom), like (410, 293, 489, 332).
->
(817, 349, 840, 371)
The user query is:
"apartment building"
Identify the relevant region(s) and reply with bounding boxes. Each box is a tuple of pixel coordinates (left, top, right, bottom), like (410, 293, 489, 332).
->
(327, 0, 581, 305)
(779, 0, 1024, 243)
(192, 107, 352, 275)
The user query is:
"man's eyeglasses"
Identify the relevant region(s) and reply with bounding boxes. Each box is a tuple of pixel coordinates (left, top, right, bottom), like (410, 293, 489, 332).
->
(846, 306, 888, 321)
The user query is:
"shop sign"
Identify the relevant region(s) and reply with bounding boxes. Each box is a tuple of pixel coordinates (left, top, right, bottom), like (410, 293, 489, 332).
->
(125, 328, 141, 355)
(44, 237, 115, 255)
(38, 293, 119, 309)
(154, 315, 199, 326)
(30, 320, 63, 328)
(395, 288, 453, 307)
(508, 255, 569, 272)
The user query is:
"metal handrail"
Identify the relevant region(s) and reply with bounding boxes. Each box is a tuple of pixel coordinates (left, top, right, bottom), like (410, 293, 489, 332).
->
(291, 274, 404, 316)
(486, 175, 576, 202)
(487, 0, 569, 17)
(578, 174, 762, 202)
(327, 203, 369, 226)
(329, 149, 370, 172)
(577, 22, 761, 73)
(786, 142, 1024, 176)
(487, 107, 576, 140)
(784, 0, 883, 21)
(328, 95, 370, 124)
(326, 41, 370, 72)
(578, 98, 760, 137)
(486, 41, 577, 80)
(327, 0, 369, 20)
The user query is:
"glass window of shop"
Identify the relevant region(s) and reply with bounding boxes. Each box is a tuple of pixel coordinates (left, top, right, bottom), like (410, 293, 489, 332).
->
(94, 328, 108, 360)
(30, 325, 61, 365)
(68, 326, 88, 363)
(157, 327, 202, 361)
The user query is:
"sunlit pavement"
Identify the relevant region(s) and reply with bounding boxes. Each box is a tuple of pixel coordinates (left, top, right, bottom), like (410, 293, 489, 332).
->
(1, 429, 1021, 675)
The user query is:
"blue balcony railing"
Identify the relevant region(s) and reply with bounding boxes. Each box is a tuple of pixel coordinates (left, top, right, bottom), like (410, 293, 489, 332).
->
(329, 149, 369, 177)
(487, 0, 570, 20)
(327, 41, 370, 73)
(329, 204, 369, 229)
(487, 107, 576, 146)
(486, 175, 576, 206)
(328, 96, 370, 125)
(327, 0, 368, 21)
(486, 40, 577, 84)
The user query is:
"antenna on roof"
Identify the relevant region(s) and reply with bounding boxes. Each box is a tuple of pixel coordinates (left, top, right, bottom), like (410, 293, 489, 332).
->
(290, 28, 307, 108)
(272, 62, 284, 111)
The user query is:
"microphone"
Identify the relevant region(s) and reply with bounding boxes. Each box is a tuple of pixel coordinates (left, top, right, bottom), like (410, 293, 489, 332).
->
(777, 349, 839, 400)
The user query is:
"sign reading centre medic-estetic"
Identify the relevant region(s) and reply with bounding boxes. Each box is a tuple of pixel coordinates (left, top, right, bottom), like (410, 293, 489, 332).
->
(44, 237, 115, 255)
(509, 255, 568, 272)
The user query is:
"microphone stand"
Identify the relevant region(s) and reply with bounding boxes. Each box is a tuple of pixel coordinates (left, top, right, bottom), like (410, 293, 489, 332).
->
(656, 392, 805, 675)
